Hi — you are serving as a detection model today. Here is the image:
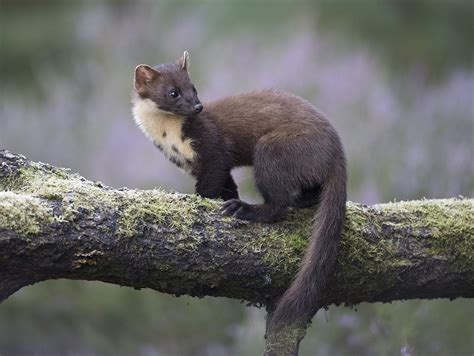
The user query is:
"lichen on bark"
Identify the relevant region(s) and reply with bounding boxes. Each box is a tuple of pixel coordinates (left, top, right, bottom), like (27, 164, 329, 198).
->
(0, 191, 53, 235)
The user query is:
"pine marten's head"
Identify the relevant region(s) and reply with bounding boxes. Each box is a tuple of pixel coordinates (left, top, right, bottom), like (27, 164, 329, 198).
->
(133, 51, 202, 117)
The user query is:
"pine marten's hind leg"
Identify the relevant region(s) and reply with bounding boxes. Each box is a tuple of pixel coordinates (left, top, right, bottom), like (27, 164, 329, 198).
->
(221, 137, 298, 222)
(221, 198, 287, 222)
(292, 185, 321, 208)
(223, 184, 320, 220)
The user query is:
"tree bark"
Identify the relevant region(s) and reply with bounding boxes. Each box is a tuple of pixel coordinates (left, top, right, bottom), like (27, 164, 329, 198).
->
(1, 150, 473, 355)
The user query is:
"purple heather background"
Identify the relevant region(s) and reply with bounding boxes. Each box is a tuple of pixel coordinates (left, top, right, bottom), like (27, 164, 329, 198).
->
(0, 1, 473, 355)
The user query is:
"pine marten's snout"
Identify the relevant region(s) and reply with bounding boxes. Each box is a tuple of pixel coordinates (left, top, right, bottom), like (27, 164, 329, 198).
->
(194, 103, 203, 113)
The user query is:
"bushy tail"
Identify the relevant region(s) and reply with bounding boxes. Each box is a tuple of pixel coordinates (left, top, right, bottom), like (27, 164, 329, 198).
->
(271, 169, 346, 327)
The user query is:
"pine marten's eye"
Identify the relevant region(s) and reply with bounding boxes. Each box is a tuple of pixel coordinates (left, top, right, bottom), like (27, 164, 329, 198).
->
(192, 86, 197, 95)
(169, 90, 179, 98)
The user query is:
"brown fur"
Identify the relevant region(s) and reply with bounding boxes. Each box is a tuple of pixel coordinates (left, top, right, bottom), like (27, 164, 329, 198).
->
(132, 52, 347, 329)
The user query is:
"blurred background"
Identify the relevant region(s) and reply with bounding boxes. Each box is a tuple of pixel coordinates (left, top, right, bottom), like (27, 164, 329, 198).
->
(0, 0, 473, 355)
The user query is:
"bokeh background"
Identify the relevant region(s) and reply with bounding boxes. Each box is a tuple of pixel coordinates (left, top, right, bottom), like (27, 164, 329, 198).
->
(0, 1, 473, 355)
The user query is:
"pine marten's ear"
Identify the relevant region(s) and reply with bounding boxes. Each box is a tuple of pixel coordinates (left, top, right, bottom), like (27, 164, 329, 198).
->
(134, 64, 160, 93)
(177, 51, 189, 71)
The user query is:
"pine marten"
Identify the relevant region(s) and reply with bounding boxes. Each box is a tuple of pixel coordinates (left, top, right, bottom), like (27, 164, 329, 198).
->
(131, 51, 347, 328)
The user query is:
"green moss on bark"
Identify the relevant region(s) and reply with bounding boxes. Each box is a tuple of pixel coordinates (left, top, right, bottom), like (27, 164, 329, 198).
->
(1, 151, 472, 307)
(375, 199, 474, 273)
(0, 191, 53, 235)
(117, 190, 218, 238)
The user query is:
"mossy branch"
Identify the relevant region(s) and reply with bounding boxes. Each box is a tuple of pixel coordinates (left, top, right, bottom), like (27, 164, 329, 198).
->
(1, 150, 473, 354)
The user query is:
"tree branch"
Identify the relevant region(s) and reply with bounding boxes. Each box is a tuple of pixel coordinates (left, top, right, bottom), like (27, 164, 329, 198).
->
(1, 150, 473, 354)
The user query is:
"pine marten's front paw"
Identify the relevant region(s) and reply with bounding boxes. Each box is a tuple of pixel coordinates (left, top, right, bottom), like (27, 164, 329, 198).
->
(221, 199, 253, 220)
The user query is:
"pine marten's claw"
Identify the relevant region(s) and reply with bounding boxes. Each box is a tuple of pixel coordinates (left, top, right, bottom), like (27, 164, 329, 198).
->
(221, 199, 242, 216)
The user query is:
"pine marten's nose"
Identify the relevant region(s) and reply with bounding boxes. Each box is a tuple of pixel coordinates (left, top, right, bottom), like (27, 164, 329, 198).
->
(194, 103, 203, 113)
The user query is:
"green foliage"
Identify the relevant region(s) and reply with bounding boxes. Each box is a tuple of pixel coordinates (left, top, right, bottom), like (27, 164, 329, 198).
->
(313, 0, 474, 80)
(0, 280, 246, 355)
(0, 0, 82, 94)
(301, 299, 474, 356)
